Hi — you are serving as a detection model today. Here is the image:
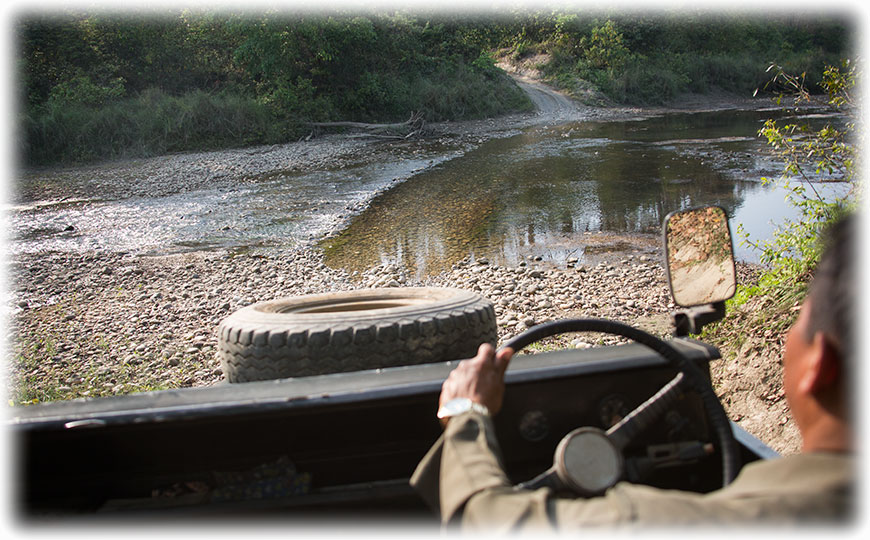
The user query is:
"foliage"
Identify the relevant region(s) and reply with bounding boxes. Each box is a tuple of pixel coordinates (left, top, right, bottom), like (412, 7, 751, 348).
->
(700, 60, 859, 393)
(22, 88, 286, 164)
(46, 74, 127, 106)
(17, 9, 852, 165)
(18, 11, 532, 166)
(519, 11, 851, 105)
(738, 60, 859, 295)
(600, 59, 690, 104)
(578, 20, 632, 72)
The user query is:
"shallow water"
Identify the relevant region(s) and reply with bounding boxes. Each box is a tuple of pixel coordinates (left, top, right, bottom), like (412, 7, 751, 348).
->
(322, 109, 848, 276)
(10, 155, 450, 257)
(10, 108, 847, 274)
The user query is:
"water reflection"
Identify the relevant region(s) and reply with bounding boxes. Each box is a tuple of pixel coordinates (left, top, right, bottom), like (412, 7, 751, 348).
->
(322, 110, 802, 277)
(12, 108, 845, 271)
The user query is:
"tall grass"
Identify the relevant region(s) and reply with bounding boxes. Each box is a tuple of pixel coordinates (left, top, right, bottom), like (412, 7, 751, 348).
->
(413, 66, 533, 121)
(22, 63, 531, 167)
(541, 41, 847, 106)
(22, 89, 288, 166)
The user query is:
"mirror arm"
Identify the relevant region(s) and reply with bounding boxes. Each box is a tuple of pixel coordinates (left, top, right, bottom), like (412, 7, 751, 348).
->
(671, 301, 726, 337)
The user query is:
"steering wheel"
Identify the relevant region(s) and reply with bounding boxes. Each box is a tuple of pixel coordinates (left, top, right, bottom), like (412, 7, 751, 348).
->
(500, 318, 740, 496)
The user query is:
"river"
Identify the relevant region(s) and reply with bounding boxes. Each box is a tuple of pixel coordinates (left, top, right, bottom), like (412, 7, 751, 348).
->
(10, 107, 847, 277)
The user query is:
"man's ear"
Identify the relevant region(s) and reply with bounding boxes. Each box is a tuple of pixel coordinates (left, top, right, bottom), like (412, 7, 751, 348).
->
(799, 332, 841, 395)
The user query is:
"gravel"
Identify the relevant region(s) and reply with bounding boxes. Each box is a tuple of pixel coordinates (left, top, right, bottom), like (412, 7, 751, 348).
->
(15, 135, 378, 203)
(7, 244, 677, 402)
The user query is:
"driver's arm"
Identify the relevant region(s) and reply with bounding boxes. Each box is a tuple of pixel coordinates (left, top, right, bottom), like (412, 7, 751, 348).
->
(411, 343, 854, 529)
(435, 411, 629, 530)
(411, 344, 628, 530)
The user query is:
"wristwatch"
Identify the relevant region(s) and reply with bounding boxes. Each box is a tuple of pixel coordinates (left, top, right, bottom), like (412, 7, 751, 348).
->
(436, 398, 490, 419)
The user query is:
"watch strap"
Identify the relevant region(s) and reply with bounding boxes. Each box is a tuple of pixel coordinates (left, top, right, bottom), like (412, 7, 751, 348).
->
(437, 398, 490, 419)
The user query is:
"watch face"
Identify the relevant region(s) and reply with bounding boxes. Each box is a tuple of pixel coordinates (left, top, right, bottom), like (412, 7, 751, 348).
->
(438, 398, 471, 418)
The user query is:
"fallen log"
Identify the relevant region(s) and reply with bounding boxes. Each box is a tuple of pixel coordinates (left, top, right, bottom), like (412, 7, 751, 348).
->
(307, 111, 426, 139)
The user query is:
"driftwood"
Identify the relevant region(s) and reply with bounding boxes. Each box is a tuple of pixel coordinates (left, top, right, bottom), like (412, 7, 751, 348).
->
(307, 111, 426, 140)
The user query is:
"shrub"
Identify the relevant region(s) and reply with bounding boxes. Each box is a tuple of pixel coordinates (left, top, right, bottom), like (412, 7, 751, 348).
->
(604, 61, 689, 104)
(21, 89, 286, 165)
(737, 60, 859, 302)
(47, 75, 127, 107)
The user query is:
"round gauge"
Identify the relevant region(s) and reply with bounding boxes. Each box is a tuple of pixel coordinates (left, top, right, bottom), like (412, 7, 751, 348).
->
(598, 394, 631, 428)
(518, 410, 549, 442)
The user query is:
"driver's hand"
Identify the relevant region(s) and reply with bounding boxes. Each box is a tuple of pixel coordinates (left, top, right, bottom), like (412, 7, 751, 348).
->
(439, 343, 514, 426)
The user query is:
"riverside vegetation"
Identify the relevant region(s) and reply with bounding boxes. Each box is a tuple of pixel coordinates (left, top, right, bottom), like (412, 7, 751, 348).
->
(702, 60, 860, 454)
(19, 8, 850, 166)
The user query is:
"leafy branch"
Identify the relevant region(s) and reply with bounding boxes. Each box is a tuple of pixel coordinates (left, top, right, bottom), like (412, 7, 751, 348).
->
(738, 59, 860, 300)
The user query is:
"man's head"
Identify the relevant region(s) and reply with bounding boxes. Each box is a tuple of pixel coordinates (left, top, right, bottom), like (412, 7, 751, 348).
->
(805, 215, 855, 364)
(783, 213, 856, 452)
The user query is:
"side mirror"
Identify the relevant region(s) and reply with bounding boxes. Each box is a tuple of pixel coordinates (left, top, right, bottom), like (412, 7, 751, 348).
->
(663, 206, 737, 308)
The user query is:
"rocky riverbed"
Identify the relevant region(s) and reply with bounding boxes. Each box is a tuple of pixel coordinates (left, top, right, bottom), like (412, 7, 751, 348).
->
(7, 237, 673, 402)
(7, 81, 800, 455)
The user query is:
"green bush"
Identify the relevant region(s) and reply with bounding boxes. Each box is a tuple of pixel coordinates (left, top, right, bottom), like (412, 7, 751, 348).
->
(410, 61, 531, 121)
(668, 54, 767, 94)
(47, 75, 127, 107)
(527, 12, 851, 105)
(605, 60, 690, 104)
(22, 89, 286, 165)
(703, 60, 859, 362)
(580, 20, 632, 72)
(730, 60, 859, 320)
(20, 12, 539, 166)
(21, 56, 532, 166)
(18, 10, 851, 165)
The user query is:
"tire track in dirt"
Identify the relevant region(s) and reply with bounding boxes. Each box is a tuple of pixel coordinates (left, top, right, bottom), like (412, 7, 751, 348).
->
(510, 74, 590, 124)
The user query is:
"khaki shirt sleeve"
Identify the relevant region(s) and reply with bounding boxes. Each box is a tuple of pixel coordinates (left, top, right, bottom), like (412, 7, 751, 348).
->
(411, 412, 853, 529)
(411, 411, 634, 531)
(410, 411, 512, 523)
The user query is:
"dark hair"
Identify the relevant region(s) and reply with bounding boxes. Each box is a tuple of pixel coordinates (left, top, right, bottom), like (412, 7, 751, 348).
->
(806, 213, 856, 363)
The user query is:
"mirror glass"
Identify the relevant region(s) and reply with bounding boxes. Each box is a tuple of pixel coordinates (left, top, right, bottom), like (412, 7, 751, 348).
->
(664, 206, 736, 307)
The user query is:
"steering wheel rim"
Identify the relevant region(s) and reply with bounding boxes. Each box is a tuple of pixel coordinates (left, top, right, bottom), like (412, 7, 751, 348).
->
(501, 318, 740, 488)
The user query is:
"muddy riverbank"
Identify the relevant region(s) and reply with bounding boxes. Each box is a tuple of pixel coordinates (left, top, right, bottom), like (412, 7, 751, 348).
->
(7, 83, 800, 455)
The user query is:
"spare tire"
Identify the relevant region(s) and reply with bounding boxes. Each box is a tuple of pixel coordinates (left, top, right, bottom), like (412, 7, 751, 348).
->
(217, 287, 497, 383)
